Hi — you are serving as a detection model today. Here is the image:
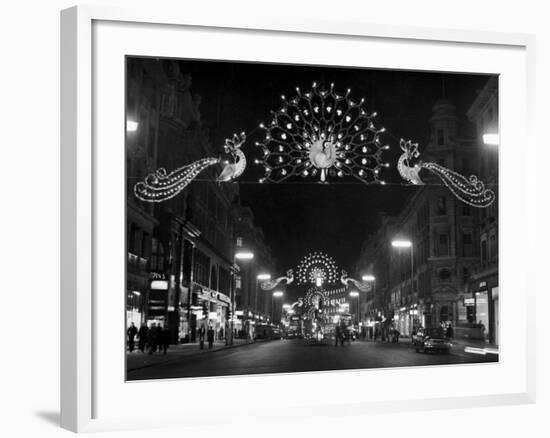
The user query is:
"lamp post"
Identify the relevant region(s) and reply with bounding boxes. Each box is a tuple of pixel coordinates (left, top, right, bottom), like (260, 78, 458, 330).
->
(391, 240, 414, 335)
(256, 273, 271, 322)
(362, 275, 376, 337)
(231, 250, 254, 345)
(349, 291, 359, 325)
(272, 290, 283, 325)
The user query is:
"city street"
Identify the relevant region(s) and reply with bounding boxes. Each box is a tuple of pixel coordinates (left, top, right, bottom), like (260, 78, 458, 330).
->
(127, 339, 498, 380)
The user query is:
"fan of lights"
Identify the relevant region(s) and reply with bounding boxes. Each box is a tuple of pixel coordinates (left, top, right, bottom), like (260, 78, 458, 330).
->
(398, 139, 496, 208)
(296, 251, 339, 285)
(305, 287, 327, 308)
(255, 82, 390, 184)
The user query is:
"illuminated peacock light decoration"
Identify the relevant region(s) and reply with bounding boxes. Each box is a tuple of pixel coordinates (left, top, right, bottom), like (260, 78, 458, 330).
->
(255, 82, 390, 184)
(134, 132, 246, 202)
(397, 139, 496, 208)
(296, 251, 339, 286)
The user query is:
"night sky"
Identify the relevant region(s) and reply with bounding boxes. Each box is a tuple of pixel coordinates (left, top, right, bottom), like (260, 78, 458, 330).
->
(153, 58, 493, 275)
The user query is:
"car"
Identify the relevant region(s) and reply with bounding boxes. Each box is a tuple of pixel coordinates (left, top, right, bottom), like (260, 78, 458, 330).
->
(285, 331, 298, 339)
(412, 327, 452, 354)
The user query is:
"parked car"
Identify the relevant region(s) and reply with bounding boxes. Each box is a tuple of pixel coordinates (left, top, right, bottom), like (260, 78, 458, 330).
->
(412, 327, 452, 354)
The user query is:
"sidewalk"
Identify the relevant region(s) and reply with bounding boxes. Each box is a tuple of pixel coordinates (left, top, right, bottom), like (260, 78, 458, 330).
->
(126, 339, 256, 372)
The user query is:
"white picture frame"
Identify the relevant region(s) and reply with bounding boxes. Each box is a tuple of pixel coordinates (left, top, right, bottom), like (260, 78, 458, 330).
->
(61, 5, 536, 433)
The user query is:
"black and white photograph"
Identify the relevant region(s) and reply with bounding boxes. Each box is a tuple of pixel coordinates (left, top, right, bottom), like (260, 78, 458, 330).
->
(125, 57, 499, 381)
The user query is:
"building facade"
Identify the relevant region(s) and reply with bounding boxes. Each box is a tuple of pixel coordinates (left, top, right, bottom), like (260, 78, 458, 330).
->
(126, 58, 244, 344)
(466, 77, 499, 345)
(354, 99, 484, 337)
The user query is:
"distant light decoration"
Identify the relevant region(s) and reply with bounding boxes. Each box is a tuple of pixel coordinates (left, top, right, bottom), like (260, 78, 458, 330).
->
(296, 251, 339, 285)
(255, 82, 389, 184)
(259, 269, 294, 291)
(305, 287, 328, 308)
(134, 133, 246, 203)
(398, 139, 496, 208)
(340, 270, 372, 292)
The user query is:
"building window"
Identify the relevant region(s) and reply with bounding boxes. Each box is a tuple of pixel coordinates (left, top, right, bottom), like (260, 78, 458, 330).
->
(489, 234, 497, 260)
(437, 129, 445, 146)
(438, 234, 449, 256)
(437, 196, 447, 215)
(150, 238, 165, 272)
(128, 223, 138, 254)
(463, 233, 473, 257)
(481, 240, 488, 263)
(462, 267, 469, 284)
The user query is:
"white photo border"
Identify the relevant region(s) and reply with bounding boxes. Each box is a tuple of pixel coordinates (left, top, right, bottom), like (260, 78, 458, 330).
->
(61, 5, 536, 433)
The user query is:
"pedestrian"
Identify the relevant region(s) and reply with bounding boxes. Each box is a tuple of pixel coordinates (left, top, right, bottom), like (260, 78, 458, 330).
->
(137, 323, 148, 352)
(334, 324, 341, 347)
(147, 323, 158, 354)
(198, 325, 206, 350)
(446, 323, 454, 340)
(126, 322, 137, 352)
(161, 326, 170, 355)
(155, 324, 163, 352)
(207, 325, 214, 349)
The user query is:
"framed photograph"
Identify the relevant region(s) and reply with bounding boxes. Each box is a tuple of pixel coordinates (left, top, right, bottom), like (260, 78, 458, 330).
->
(61, 5, 536, 432)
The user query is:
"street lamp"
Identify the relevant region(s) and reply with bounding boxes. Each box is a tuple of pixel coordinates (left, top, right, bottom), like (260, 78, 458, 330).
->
(482, 133, 499, 146)
(391, 239, 414, 336)
(255, 273, 271, 323)
(349, 291, 359, 324)
(230, 250, 254, 345)
(272, 290, 283, 325)
(361, 275, 376, 330)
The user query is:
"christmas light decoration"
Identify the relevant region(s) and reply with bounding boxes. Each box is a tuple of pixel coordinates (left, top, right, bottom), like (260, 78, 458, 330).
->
(134, 133, 246, 203)
(259, 269, 294, 291)
(340, 270, 372, 292)
(255, 82, 389, 184)
(296, 251, 339, 285)
(398, 139, 496, 208)
(305, 287, 327, 308)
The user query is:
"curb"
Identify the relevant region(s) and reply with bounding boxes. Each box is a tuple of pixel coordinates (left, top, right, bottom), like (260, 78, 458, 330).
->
(127, 340, 259, 372)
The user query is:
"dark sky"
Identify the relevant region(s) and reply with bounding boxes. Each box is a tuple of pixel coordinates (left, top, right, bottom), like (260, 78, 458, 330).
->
(161, 58, 493, 274)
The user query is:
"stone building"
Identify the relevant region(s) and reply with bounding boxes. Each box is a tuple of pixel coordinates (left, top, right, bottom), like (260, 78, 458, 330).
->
(466, 77, 499, 344)
(353, 99, 482, 337)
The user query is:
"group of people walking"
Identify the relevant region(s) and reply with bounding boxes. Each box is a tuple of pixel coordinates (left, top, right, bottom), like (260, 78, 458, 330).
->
(126, 322, 170, 355)
(127, 322, 217, 354)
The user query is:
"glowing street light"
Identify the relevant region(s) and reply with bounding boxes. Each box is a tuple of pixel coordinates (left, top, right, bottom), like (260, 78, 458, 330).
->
(482, 133, 499, 146)
(126, 120, 139, 132)
(362, 275, 375, 282)
(349, 291, 359, 297)
(391, 240, 412, 248)
(256, 273, 271, 280)
(273, 291, 284, 297)
(282, 304, 292, 310)
(235, 251, 254, 260)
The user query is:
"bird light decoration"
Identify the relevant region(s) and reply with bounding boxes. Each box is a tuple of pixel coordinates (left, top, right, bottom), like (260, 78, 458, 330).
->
(255, 82, 389, 184)
(397, 139, 496, 208)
